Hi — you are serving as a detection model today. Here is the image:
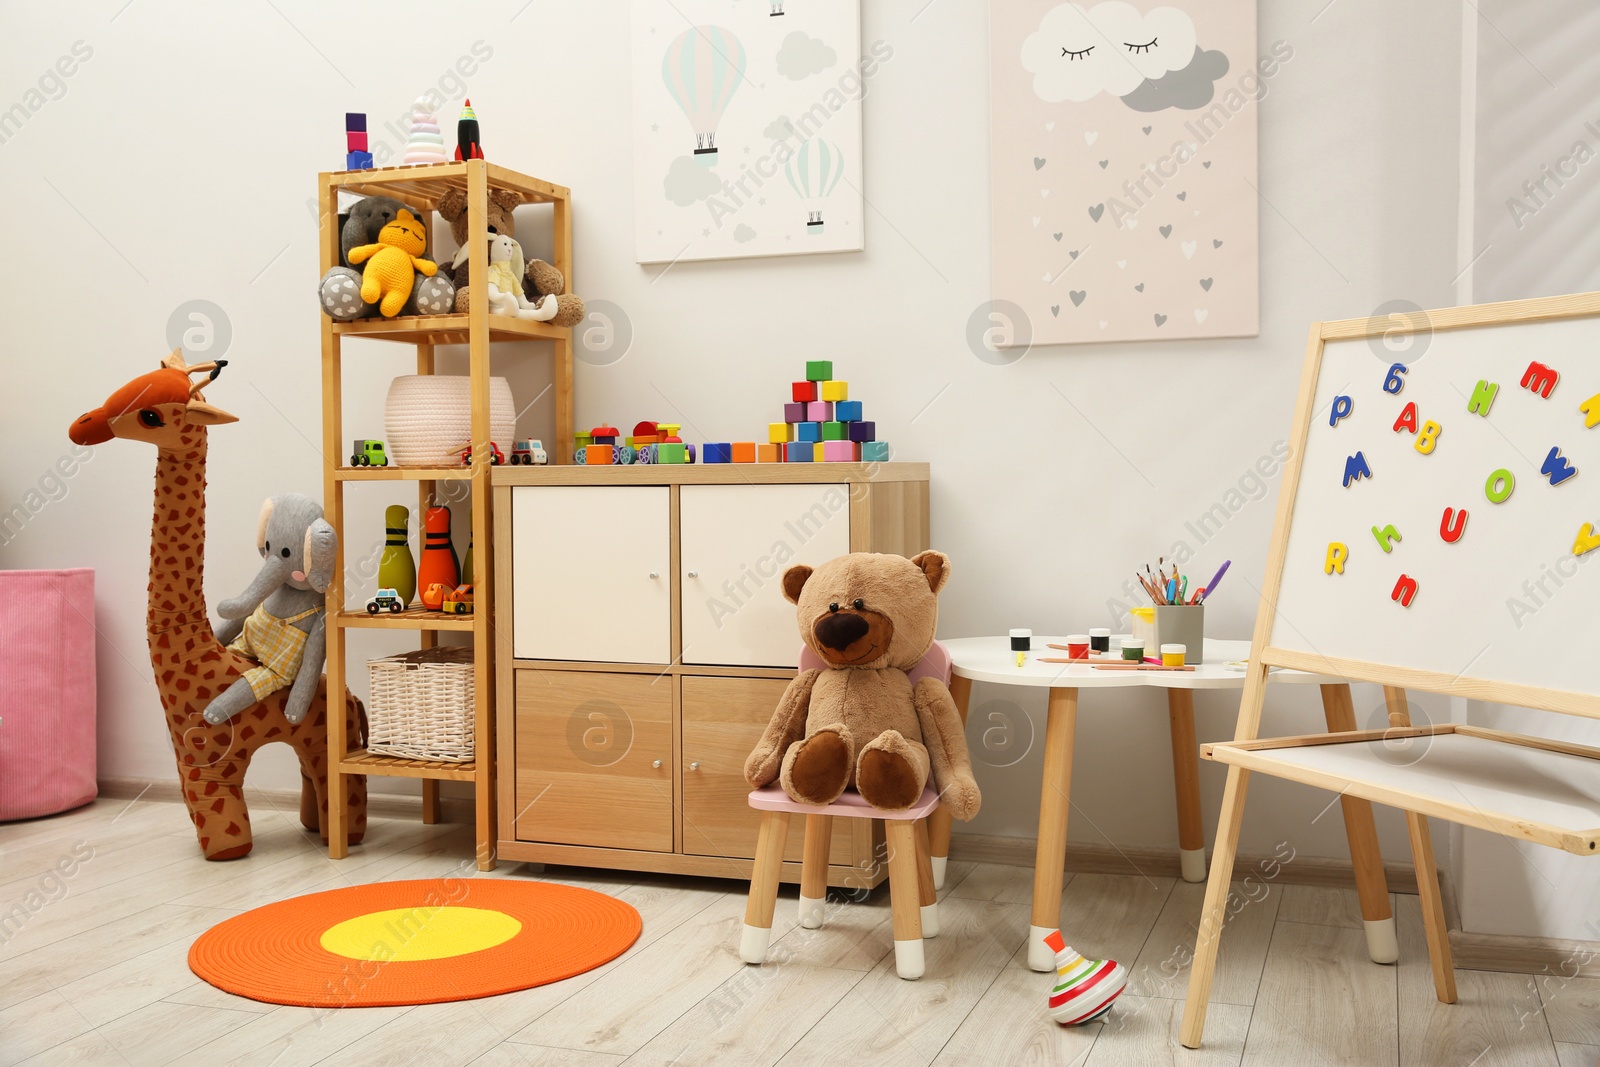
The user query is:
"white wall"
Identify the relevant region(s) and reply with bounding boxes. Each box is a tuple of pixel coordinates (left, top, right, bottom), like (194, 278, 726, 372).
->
(3, 2, 1469, 880)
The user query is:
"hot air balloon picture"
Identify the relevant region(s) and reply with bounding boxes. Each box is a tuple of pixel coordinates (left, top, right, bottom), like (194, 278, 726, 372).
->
(784, 138, 846, 235)
(661, 26, 746, 165)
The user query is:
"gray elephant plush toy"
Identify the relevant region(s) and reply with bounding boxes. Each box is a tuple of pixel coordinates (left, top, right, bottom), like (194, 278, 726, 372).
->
(317, 195, 455, 321)
(206, 494, 336, 726)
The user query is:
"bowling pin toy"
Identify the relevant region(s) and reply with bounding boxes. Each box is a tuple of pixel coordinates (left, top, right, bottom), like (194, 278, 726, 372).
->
(377, 504, 417, 606)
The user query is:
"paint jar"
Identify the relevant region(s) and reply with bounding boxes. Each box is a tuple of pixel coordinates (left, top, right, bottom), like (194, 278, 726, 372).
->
(1130, 607, 1156, 661)
(1089, 628, 1111, 653)
(1161, 643, 1186, 667)
(1009, 628, 1032, 652)
(1065, 634, 1090, 660)
(1121, 638, 1145, 662)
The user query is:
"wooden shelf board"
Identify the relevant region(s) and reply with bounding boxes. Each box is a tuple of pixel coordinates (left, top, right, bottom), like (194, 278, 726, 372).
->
(493, 838, 888, 889)
(334, 465, 474, 482)
(509, 657, 797, 679)
(492, 461, 930, 487)
(337, 607, 475, 631)
(326, 161, 569, 207)
(339, 750, 479, 780)
(331, 313, 567, 346)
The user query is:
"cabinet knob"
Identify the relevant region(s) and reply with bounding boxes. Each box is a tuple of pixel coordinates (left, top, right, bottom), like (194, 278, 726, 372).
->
(687, 570, 700, 578)
(652, 759, 663, 769)
(648, 572, 659, 579)
(689, 761, 701, 771)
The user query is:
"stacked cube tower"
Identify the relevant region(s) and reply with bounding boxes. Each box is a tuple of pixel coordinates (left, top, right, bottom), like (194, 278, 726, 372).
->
(345, 113, 373, 170)
(707, 361, 889, 464)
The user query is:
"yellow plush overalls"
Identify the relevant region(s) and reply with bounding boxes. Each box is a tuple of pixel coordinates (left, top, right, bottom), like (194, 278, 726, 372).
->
(227, 604, 322, 701)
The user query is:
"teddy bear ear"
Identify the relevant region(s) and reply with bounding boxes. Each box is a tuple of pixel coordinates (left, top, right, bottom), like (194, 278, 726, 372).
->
(781, 564, 813, 604)
(909, 551, 951, 595)
(491, 189, 523, 212)
(437, 188, 467, 221)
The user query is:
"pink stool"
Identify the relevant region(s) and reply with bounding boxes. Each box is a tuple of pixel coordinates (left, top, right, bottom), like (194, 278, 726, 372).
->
(739, 785, 942, 980)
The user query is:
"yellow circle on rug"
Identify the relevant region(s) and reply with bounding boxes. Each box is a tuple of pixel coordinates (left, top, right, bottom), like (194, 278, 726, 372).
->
(320, 906, 522, 962)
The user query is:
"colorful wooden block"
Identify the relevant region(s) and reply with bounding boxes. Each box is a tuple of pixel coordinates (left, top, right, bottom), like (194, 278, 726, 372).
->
(768, 423, 792, 443)
(346, 112, 367, 132)
(574, 432, 593, 448)
(784, 402, 806, 423)
(657, 442, 688, 464)
(848, 421, 876, 443)
(585, 443, 613, 465)
(834, 400, 863, 422)
(796, 421, 823, 442)
(346, 150, 373, 170)
(592, 435, 617, 446)
(861, 441, 891, 463)
(785, 441, 814, 462)
(626, 435, 659, 448)
(820, 380, 848, 402)
(792, 380, 818, 403)
(822, 421, 848, 441)
(813, 442, 826, 461)
(757, 443, 782, 463)
(805, 360, 833, 382)
(657, 423, 681, 437)
(704, 443, 733, 463)
(805, 401, 833, 422)
(731, 442, 757, 463)
(822, 440, 860, 462)
(347, 129, 369, 151)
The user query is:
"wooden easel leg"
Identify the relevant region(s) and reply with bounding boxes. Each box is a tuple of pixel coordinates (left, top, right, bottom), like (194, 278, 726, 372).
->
(1028, 686, 1078, 972)
(1166, 689, 1207, 883)
(926, 673, 972, 890)
(887, 820, 925, 979)
(1180, 765, 1251, 1050)
(740, 811, 790, 964)
(1321, 683, 1397, 963)
(799, 813, 832, 929)
(1384, 685, 1456, 1003)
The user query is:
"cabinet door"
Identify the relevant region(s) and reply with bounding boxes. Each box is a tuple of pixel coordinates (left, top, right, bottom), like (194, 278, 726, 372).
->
(679, 483, 852, 667)
(511, 486, 671, 663)
(680, 675, 855, 864)
(513, 671, 674, 852)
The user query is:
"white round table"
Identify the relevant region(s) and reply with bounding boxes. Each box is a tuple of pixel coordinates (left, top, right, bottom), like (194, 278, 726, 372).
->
(931, 637, 1400, 972)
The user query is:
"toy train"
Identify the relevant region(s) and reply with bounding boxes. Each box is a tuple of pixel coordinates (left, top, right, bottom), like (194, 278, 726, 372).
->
(573, 421, 696, 465)
(458, 439, 548, 466)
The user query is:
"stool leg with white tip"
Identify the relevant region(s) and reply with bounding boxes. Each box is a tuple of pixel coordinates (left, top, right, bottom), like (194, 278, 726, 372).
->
(914, 818, 940, 938)
(740, 810, 790, 965)
(798, 813, 832, 930)
(1321, 683, 1400, 964)
(886, 821, 925, 979)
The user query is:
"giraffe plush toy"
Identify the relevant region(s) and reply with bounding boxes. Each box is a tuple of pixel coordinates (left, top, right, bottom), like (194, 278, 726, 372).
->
(69, 351, 367, 860)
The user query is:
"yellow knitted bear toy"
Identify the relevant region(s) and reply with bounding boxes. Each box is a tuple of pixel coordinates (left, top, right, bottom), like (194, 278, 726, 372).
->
(346, 209, 438, 317)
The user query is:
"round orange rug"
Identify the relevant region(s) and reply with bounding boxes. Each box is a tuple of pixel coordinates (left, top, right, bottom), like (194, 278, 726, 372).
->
(189, 878, 641, 1007)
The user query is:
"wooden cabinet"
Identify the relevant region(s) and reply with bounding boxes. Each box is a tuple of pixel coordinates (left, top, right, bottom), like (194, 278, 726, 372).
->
(492, 463, 930, 886)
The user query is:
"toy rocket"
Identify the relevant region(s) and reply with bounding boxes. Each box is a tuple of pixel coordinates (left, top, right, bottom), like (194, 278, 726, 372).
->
(454, 99, 484, 161)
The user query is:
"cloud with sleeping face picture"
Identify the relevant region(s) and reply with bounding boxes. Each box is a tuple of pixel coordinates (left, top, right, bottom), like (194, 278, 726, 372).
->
(1021, 3, 1197, 102)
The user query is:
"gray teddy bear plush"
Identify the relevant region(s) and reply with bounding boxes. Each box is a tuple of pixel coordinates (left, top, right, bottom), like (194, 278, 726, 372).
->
(317, 195, 455, 321)
(207, 494, 337, 726)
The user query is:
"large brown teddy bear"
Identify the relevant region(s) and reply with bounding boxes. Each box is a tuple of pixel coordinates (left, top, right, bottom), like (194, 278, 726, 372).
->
(436, 187, 586, 327)
(745, 551, 980, 820)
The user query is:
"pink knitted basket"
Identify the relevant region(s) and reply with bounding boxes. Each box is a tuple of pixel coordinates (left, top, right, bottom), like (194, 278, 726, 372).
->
(0, 569, 97, 821)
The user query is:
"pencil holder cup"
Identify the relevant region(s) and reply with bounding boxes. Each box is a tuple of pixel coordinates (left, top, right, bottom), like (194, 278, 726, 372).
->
(1153, 605, 1204, 664)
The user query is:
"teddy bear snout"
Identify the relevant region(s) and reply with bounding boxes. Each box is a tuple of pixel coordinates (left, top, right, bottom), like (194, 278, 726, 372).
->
(815, 611, 869, 651)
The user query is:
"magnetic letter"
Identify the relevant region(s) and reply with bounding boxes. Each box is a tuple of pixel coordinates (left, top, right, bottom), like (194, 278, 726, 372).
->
(1440, 507, 1468, 543)
(1383, 363, 1408, 394)
(1467, 379, 1499, 416)
(1329, 395, 1353, 427)
(1582, 391, 1600, 429)
(1414, 420, 1442, 455)
(1574, 522, 1600, 556)
(1325, 542, 1348, 575)
(1520, 360, 1559, 398)
(1343, 451, 1372, 487)
(1391, 574, 1419, 607)
(1485, 468, 1515, 503)
(1541, 446, 1577, 485)
(1371, 524, 1402, 553)
(1393, 402, 1419, 434)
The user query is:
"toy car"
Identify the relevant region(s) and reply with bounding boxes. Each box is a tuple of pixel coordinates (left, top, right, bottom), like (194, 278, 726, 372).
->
(510, 439, 548, 465)
(350, 439, 388, 467)
(366, 587, 405, 614)
(459, 442, 505, 466)
(420, 582, 450, 610)
(440, 583, 475, 614)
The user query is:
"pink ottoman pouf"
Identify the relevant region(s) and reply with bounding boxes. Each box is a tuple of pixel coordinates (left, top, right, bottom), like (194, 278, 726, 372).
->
(0, 569, 97, 821)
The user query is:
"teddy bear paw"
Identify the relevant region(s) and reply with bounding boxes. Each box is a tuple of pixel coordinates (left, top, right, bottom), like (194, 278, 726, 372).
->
(856, 730, 930, 812)
(782, 726, 853, 805)
(319, 272, 367, 321)
(937, 774, 983, 822)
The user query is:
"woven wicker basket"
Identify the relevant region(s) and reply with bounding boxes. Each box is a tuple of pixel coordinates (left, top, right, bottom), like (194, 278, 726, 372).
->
(366, 646, 476, 762)
(384, 375, 516, 467)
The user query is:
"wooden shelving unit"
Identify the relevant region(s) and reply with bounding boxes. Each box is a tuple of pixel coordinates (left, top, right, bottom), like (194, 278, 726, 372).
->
(318, 159, 575, 870)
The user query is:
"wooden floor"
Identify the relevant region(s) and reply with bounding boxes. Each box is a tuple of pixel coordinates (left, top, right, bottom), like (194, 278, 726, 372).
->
(2, 797, 1595, 1067)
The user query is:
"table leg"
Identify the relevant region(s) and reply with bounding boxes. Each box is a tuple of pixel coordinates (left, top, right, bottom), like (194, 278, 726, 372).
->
(1028, 686, 1078, 972)
(926, 673, 972, 890)
(1166, 689, 1207, 883)
(1321, 683, 1398, 964)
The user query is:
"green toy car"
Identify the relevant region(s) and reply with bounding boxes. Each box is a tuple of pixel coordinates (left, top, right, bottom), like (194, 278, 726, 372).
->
(350, 439, 388, 467)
